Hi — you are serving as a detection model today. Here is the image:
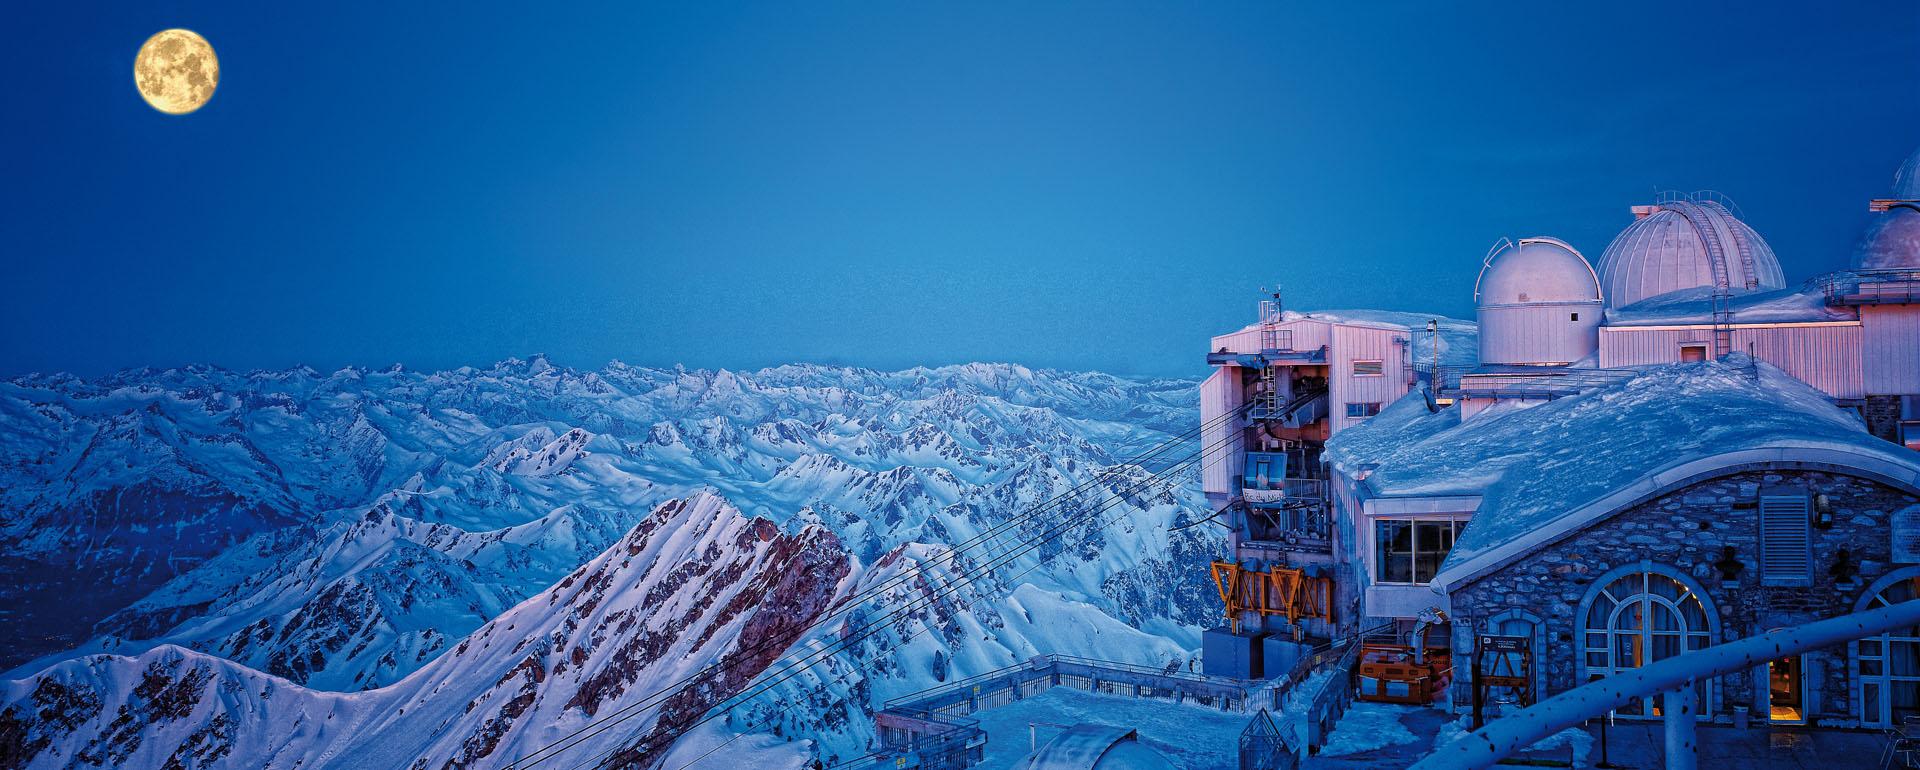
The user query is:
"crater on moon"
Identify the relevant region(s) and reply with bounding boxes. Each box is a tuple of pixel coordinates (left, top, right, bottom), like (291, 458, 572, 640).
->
(135, 29, 218, 115)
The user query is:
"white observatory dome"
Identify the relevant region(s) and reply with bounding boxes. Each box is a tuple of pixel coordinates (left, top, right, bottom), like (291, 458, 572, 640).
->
(1595, 196, 1785, 308)
(1896, 145, 1920, 202)
(1856, 146, 1920, 270)
(1858, 205, 1920, 271)
(1475, 237, 1602, 366)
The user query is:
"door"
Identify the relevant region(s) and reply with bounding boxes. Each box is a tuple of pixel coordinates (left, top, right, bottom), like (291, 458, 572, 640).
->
(1768, 655, 1804, 723)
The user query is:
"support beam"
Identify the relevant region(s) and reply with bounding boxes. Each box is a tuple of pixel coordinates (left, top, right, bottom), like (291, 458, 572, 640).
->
(1410, 598, 1920, 770)
(1663, 683, 1696, 770)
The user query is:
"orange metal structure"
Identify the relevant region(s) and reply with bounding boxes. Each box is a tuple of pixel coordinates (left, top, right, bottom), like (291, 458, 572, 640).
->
(1357, 643, 1453, 705)
(1209, 561, 1334, 634)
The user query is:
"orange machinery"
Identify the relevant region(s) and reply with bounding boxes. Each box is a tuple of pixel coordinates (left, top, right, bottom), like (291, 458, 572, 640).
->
(1356, 611, 1453, 705)
(1356, 642, 1452, 704)
(1209, 561, 1334, 635)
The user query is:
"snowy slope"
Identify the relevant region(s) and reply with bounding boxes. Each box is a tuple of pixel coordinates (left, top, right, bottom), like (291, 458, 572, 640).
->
(0, 359, 1223, 768)
(0, 494, 849, 770)
(2, 361, 1206, 687)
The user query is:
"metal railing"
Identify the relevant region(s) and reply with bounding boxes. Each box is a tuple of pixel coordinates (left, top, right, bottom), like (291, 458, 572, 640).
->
(1824, 268, 1920, 305)
(1411, 599, 1920, 770)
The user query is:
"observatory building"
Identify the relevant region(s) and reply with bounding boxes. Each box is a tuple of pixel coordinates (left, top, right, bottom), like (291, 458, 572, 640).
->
(1196, 144, 1920, 729)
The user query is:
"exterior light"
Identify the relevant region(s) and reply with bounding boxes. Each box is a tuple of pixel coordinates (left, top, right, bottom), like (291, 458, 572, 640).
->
(1812, 493, 1834, 529)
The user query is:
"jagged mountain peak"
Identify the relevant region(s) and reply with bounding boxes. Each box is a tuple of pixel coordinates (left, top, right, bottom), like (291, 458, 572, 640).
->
(0, 494, 853, 770)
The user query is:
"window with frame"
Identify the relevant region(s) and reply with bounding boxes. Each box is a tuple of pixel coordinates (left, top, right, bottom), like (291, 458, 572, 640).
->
(1346, 402, 1382, 418)
(1581, 567, 1712, 718)
(1374, 518, 1458, 584)
(1680, 344, 1707, 363)
(1353, 360, 1384, 377)
(1856, 573, 1920, 726)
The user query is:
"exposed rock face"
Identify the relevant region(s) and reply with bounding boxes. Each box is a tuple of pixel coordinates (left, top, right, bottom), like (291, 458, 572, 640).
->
(3, 362, 1205, 694)
(1, 361, 1219, 766)
(0, 495, 850, 770)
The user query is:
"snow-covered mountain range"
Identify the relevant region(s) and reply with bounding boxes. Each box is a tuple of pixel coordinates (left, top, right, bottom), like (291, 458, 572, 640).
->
(0, 359, 1218, 768)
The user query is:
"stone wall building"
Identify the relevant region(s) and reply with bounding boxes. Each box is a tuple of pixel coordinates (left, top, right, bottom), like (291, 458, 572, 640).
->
(1444, 466, 1920, 726)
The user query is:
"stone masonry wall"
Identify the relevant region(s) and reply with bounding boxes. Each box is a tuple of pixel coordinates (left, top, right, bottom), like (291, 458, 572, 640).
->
(1448, 468, 1920, 726)
(1865, 395, 1903, 445)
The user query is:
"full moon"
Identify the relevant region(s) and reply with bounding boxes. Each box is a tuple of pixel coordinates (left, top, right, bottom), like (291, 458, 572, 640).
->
(134, 29, 218, 115)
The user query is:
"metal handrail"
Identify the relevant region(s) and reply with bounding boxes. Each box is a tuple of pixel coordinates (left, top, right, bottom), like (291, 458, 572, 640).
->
(880, 653, 1242, 712)
(1410, 599, 1920, 770)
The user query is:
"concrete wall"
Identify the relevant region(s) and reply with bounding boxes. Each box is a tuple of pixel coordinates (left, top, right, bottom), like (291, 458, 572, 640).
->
(1446, 469, 1920, 726)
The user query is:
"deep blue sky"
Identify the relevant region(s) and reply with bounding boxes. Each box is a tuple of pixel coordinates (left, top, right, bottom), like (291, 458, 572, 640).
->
(4, 3, 1916, 378)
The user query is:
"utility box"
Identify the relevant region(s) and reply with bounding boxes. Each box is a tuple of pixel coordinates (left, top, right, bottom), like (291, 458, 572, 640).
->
(1262, 636, 1313, 677)
(1202, 625, 1265, 679)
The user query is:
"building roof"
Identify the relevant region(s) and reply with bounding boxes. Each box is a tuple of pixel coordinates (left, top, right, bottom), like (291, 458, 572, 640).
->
(1475, 238, 1602, 307)
(1595, 198, 1786, 308)
(1209, 309, 1480, 371)
(1323, 358, 1920, 591)
(1602, 283, 1854, 326)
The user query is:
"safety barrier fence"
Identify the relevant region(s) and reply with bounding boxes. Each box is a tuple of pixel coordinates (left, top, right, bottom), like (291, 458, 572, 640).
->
(850, 654, 1271, 770)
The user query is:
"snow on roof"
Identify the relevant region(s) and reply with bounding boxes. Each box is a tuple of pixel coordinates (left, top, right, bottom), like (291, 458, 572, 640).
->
(1602, 283, 1852, 326)
(1212, 308, 1479, 371)
(1285, 309, 1481, 370)
(1325, 358, 1920, 589)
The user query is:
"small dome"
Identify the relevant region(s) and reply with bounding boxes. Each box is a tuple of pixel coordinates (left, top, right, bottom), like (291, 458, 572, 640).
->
(1857, 205, 1920, 270)
(1475, 238, 1602, 367)
(1475, 237, 1602, 307)
(1895, 145, 1920, 201)
(1595, 196, 1786, 307)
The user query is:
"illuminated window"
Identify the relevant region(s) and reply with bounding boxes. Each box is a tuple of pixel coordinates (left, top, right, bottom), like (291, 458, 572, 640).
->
(1680, 344, 1708, 363)
(1580, 567, 1713, 718)
(1353, 360, 1384, 377)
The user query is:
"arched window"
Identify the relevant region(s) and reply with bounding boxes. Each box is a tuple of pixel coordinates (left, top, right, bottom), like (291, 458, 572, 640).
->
(1855, 568, 1920, 727)
(1578, 563, 1715, 717)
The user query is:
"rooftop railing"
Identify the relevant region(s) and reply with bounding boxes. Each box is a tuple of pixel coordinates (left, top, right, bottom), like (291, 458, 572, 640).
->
(1824, 269, 1920, 305)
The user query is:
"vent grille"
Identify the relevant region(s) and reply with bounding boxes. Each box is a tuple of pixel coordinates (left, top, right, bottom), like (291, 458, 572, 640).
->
(1759, 493, 1811, 584)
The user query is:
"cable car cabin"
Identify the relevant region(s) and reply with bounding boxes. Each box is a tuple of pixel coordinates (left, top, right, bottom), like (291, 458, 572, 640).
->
(1357, 623, 1453, 705)
(1238, 452, 1332, 552)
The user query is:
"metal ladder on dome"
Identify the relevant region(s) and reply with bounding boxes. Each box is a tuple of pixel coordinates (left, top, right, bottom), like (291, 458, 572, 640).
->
(1695, 197, 1762, 291)
(1668, 200, 1737, 358)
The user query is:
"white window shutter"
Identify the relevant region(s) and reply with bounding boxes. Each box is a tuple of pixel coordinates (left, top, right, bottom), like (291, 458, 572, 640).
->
(1759, 493, 1811, 584)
